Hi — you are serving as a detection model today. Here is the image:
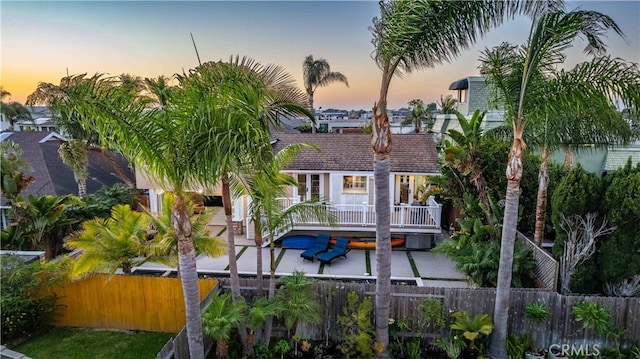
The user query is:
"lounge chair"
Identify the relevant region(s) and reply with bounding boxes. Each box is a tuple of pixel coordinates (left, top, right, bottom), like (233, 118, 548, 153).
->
(300, 233, 331, 261)
(317, 237, 351, 265)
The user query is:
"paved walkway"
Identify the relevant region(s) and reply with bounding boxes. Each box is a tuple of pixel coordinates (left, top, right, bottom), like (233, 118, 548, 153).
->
(136, 208, 469, 288)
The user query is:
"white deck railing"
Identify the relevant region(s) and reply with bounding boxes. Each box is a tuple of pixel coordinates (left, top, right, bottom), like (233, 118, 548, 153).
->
(274, 198, 442, 229)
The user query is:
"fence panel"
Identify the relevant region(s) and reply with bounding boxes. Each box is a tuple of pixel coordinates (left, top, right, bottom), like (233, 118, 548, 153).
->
(48, 274, 218, 333)
(215, 278, 639, 348)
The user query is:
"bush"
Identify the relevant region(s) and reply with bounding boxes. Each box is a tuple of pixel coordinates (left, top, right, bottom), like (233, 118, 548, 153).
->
(551, 164, 603, 258)
(337, 291, 375, 358)
(0, 256, 60, 342)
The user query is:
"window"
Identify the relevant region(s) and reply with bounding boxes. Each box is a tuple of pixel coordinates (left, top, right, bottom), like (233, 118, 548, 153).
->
(343, 175, 367, 193)
(458, 89, 467, 103)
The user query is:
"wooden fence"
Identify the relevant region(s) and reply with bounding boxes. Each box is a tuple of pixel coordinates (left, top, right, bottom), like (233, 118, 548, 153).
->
(216, 278, 640, 348)
(47, 274, 218, 333)
(156, 284, 219, 359)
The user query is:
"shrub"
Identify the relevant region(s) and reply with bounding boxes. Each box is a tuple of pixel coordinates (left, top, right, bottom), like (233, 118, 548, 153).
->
(337, 291, 375, 358)
(1, 256, 60, 342)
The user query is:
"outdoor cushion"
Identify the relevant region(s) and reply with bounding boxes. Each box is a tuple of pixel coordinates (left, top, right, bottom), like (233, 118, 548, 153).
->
(300, 233, 331, 261)
(317, 236, 351, 265)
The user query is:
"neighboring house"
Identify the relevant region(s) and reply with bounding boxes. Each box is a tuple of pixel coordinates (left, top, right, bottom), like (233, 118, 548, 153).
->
(433, 75, 640, 175)
(16, 117, 57, 132)
(0, 131, 135, 229)
(137, 132, 443, 241)
(432, 76, 505, 138)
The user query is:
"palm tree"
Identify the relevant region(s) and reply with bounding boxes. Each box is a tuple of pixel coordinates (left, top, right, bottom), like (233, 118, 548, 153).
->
(274, 271, 322, 337)
(478, 9, 637, 357)
(144, 75, 174, 107)
(368, 1, 543, 355)
(438, 94, 458, 114)
(147, 192, 227, 270)
(65, 204, 150, 277)
(202, 292, 248, 359)
(302, 55, 348, 133)
(80, 56, 312, 358)
(444, 110, 492, 221)
(26, 74, 135, 188)
(231, 143, 336, 344)
(58, 139, 88, 196)
(0, 101, 32, 131)
(401, 99, 433, 133)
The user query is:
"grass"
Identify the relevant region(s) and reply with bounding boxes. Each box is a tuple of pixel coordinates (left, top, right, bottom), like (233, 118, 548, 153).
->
(14, 327, 173, 359)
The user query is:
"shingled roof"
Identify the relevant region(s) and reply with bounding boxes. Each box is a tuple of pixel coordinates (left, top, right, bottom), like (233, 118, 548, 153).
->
(271, 133, 439, 173)
(1, 132, 134, 203)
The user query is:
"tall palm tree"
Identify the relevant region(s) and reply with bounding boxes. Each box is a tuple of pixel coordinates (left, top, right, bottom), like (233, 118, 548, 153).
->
(478, 9, 637, 357)
(368, 1, 544, 355)
(302, 55, 348, 133)
(81, 56, 312, 358)
(231, 143, 336, 345)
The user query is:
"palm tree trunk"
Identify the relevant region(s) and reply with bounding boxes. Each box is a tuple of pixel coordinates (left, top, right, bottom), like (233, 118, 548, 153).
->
(77, 178, 87, 197)
(262, 233, 277, 345)
(490, 129, 525, 359)
(254, 220, 264, 297)
(220, 177, 250, 357)
(308, 91, 316, 134)
(534, 147, 550, 246)
(372, 96, 392, 358)
(172, 192, 204, 359)
(564, 146, 574, 167)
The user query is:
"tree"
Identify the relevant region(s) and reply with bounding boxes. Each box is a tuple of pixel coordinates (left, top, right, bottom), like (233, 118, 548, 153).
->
(438, 94, 458, 114)
(78, 56, 311, 358)
(65, 204, 151, 277)
(401, 99, 434, 133)
(302, 55, 348, 132)
(477, 8, 634, 357)
(26, 74, 134, 188)
(58, 139, 89, 196)
(558, 213, 615, 295)
(202, 292, 248, 359)
(0, 101, 32, 131)
(147, 192, 226, 271)
(231, 143, 335, 344)
(444, 110, 491, 220)
(368, 1, 540, 355)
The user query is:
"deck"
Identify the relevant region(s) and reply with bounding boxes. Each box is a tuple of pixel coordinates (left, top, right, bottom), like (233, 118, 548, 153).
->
(275, 198, 442, 235)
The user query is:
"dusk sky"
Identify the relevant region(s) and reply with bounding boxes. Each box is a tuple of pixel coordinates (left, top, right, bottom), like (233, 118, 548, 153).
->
(2, 1, 639, 110)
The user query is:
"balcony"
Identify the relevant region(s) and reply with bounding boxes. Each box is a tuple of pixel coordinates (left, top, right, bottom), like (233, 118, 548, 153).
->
(275, 197, 442, 234)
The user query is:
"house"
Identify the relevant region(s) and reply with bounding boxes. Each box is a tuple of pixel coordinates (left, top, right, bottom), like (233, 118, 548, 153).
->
(0, 131, 135, 228)
(137, 132, 443, 243)
(244, 132, 442, 239)
(433, 75, 640, 175)
(432, 76, 505, 138)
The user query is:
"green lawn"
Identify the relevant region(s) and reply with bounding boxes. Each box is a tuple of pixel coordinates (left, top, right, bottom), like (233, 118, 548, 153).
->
(14, 327, 174, 359)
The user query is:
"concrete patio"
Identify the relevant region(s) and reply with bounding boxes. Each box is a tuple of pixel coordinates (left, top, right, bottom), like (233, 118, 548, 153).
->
(135, 208, 469, 288)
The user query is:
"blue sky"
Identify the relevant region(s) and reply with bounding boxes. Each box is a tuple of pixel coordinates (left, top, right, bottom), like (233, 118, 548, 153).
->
(2, 1, 639, 110)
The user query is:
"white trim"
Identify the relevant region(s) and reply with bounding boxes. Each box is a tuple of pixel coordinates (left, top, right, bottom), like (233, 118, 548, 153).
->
(38, 131, 66, 143)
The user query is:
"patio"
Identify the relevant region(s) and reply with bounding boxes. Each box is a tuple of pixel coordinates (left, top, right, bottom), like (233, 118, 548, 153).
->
(134, 208, 469, 288)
